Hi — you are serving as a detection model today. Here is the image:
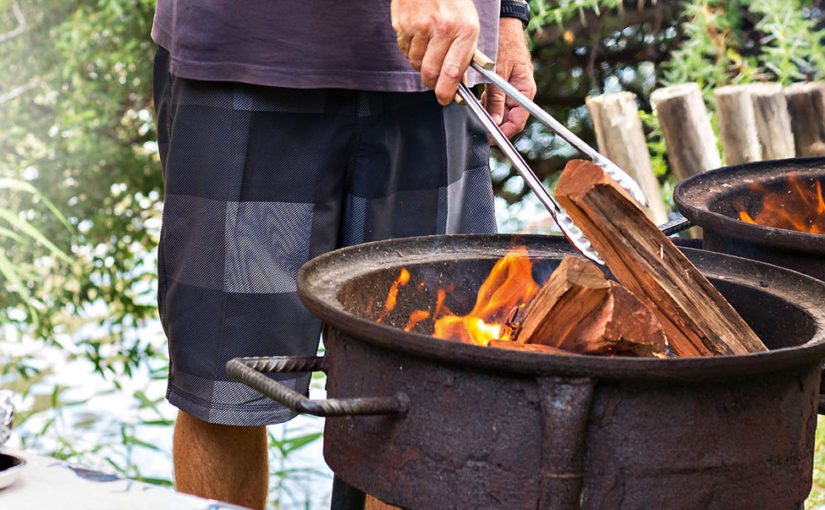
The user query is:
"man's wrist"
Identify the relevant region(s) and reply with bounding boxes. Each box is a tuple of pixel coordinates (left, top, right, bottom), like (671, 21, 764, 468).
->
(500, 0, 530, 29)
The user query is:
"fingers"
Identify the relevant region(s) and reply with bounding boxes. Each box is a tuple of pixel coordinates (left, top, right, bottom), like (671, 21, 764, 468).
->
(418, 34, 451, 87)
(481, 60, 535, 139)
(407, 33, 431, 71)
(482, 88, 528, 141)
(391, 0, 480, 104)
(505, 64, 537, 136)
(432, 30, 476, 105)
(479, 16, 536, 138)
(482, 85, 506, 126)
(396, 33, 410, 60)
(498, 102, 530, 138)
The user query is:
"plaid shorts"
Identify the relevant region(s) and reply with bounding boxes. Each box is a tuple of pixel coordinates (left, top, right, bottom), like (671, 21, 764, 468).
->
(153, 47, 497, 425)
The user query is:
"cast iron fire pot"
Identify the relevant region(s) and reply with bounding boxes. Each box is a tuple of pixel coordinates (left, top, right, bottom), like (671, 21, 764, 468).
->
(674, 156, 825, 281)
(229, 234, 825, 510)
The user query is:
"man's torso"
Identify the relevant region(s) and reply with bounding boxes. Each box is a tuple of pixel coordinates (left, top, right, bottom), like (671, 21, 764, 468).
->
(151, 0, 501, 91)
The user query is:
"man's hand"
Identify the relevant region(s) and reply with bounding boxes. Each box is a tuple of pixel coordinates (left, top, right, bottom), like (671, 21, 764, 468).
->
(391, 0, 480, 105)
(481, 17, 536, 138)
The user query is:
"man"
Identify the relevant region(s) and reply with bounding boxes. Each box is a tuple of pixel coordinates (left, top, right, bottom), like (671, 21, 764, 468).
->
(151, 1, 536, 508)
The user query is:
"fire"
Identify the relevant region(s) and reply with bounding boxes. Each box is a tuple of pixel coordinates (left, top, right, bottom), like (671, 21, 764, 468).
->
(738, 173, 825, 234)
(375, 267, 410, 324)
(375, 247, 541, 346)
(404, 310, 430, 332)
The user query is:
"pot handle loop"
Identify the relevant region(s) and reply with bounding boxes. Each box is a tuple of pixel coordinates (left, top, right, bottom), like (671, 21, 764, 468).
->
(226, 356, 410, 417)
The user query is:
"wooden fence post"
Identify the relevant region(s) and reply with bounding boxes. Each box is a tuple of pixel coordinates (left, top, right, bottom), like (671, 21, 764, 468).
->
(784, 82, 825, 157)
(651, 83, 721, 181)
(586, 92, 669, 225)
(749, 83, 796, 160)
(714, 85, 761, 165)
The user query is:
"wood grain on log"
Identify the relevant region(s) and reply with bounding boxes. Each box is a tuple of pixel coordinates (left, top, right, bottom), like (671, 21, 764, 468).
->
(513, 255, 666, 357)
(515, 255, 610, 346)
(555, 159, 768, 356)
(784, 82, 825, 157)
(651, 83, 721, 181)
(749, 83, 796, 160)
(714, 85, 761, 165)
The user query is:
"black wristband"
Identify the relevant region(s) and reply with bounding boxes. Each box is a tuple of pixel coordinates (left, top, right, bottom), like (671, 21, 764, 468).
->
(500, 0, 530, 28)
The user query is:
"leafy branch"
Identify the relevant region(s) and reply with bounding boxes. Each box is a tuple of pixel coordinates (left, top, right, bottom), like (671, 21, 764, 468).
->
(0, 2, 25, 44)
(0, 177, 76, 327)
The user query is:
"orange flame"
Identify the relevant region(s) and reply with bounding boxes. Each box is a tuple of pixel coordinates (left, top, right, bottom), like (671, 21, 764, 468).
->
(375, 268, 410, 324)
(738, 173, 825, 234)
(376, 246, 541, 346)
(433, 246, 539, 345)
(739, 210, 756, 224)
(404, 310, 431, 332)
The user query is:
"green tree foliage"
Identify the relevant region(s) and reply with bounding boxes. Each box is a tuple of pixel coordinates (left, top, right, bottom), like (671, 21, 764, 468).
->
(0, 0, 161, 375)
(496, 0, 684, 205)
(0, 178, 75, 327)
(492, 0, 825, 208)
(662, 0, 825, 95)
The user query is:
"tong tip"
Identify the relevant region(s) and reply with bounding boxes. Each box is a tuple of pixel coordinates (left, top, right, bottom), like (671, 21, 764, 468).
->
(598, 159, 650, 208)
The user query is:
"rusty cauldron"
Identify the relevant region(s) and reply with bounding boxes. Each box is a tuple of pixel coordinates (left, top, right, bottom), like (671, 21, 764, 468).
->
(227, 234, 825, 510)
(674, 157, 825, 281)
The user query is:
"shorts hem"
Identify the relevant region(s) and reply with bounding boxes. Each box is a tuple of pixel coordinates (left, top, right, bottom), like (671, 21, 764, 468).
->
(167, 385, 299, 426)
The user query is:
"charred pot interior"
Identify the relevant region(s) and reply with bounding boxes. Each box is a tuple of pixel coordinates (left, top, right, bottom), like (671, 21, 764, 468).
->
(674, 157, 825, 280)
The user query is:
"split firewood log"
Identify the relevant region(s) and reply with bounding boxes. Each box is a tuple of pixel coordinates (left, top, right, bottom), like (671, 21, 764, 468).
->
(511, 255, 666, 357)
(554, 159, 768, 356)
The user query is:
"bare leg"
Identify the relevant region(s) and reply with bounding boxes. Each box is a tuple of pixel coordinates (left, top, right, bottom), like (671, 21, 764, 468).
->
(173, 410, 268, 510)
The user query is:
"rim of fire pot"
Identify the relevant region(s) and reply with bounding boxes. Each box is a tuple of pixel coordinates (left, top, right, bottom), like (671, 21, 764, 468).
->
(297, 234, 825, 383)
(674, 157, 825, 255)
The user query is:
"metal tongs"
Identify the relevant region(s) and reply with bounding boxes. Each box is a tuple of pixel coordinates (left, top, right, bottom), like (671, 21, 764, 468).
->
(455, 51, 650, 266)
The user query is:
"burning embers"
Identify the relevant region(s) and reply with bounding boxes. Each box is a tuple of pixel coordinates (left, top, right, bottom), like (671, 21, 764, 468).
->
(373, 246, 536, 345)
(373, 249, 668, 357)
(738, 172, 825, 233)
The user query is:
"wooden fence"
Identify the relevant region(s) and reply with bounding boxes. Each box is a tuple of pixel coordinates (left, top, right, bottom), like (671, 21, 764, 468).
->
(586, 81, 825, 225)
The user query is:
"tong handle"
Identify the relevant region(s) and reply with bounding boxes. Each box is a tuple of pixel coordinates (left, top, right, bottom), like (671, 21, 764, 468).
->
(472, 49, 495, 70)
(456, 83, 604, 266)
(469, 50, 649, 208)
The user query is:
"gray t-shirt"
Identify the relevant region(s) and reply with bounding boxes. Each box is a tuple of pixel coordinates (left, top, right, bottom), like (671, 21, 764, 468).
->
(151, 1, 500, 91)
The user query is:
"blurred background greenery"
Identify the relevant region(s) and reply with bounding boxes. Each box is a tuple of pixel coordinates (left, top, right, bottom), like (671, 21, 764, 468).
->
(2, 0, 825, 508)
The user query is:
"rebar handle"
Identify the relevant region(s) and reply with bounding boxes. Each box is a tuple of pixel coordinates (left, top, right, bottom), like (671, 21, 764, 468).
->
(226, 356, 409, 417)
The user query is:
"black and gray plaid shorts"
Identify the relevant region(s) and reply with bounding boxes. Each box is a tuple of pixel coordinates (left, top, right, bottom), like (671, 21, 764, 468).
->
(153, 47, 497, 425)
